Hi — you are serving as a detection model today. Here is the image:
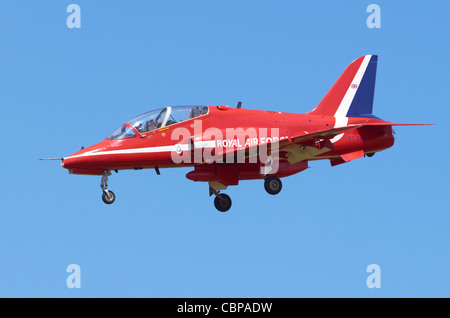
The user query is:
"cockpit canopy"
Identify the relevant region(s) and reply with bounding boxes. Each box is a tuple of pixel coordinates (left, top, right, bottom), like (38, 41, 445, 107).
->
(107, 105, 209, 140)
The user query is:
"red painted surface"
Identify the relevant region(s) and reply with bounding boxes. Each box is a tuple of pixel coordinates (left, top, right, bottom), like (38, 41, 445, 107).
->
(61, 55, 431, 190)
(62, 106, 399, 175)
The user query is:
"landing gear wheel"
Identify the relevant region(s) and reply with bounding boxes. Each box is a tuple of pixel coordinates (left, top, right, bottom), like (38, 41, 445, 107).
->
(366, 152, 375, 157)
(102, 190, 115, 204)
(100, 170, 115, 204)
(214, 193, 232, 212)
(264, 176, 282, 195)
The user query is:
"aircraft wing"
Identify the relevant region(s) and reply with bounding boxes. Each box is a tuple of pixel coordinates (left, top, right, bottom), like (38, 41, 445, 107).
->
(274, 125, 365, 164)
(195, 122, 432, 164)
(280, 125, 362, 146)
(204, 125, 363, 164)
(277, 121, 433, 164)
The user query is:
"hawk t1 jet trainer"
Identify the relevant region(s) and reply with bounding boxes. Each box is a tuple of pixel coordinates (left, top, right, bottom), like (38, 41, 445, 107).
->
(42, 55, 431, 212)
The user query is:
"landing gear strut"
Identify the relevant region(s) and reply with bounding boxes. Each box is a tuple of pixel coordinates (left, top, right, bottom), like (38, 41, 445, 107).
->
(100, 170, 115, 204)
(264, 176, 282, 195)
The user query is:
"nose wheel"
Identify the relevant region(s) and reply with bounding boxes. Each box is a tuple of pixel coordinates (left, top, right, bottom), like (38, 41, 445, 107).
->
(102, 190, 115, 204)
(100, 170, 115, 204)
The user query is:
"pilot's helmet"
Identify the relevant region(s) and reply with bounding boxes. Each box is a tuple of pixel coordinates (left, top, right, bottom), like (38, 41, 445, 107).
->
(145, 119, 156, 131)
(191, 106, 202, 118)
(134, 123, 143, 132)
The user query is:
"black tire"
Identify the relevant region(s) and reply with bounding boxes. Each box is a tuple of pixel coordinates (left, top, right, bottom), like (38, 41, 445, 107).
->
(214, 193, 232, 212)
(102, 190, 115, 204)
(264, 176, 282, 195)
(366, 152, 375, 158)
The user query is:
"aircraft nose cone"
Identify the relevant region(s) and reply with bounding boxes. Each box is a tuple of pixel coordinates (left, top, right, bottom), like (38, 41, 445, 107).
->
(62, 140, 109, 170)
(61, 154, 81, 170)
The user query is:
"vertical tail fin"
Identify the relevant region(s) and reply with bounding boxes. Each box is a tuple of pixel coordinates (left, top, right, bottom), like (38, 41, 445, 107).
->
(309, 55, 378, 118)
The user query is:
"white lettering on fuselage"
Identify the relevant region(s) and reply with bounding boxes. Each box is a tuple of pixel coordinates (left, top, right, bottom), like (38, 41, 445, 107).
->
(216, 136, 288, 148)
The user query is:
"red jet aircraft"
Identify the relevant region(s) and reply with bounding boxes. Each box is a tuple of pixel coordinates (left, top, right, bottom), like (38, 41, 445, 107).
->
(43, 55, 430, 212)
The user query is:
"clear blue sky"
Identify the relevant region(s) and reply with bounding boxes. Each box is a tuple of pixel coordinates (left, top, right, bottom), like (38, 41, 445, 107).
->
(0, 0, 448, 297)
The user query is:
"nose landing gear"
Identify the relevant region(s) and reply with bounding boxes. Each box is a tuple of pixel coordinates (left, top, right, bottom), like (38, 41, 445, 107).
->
(100, 170, 115, 204)
(102, 190, 116, 204)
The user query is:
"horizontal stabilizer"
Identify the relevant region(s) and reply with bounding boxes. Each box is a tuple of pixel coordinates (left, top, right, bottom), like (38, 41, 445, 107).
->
(359, 122, 434, 126)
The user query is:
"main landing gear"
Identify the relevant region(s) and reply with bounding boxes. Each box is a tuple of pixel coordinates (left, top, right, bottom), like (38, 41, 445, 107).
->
(264, 176, 282, 195)
(209, 176, 282, 212)
(214, 193, 232, 212)
(210, 187, 232, 212)
(100, 170, 115, 204)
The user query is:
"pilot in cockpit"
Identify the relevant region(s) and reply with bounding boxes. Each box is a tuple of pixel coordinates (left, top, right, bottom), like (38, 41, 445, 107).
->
(190, 106, 207, 119)
(134, 123, 144, 133)
(145, 119, 157, 132)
